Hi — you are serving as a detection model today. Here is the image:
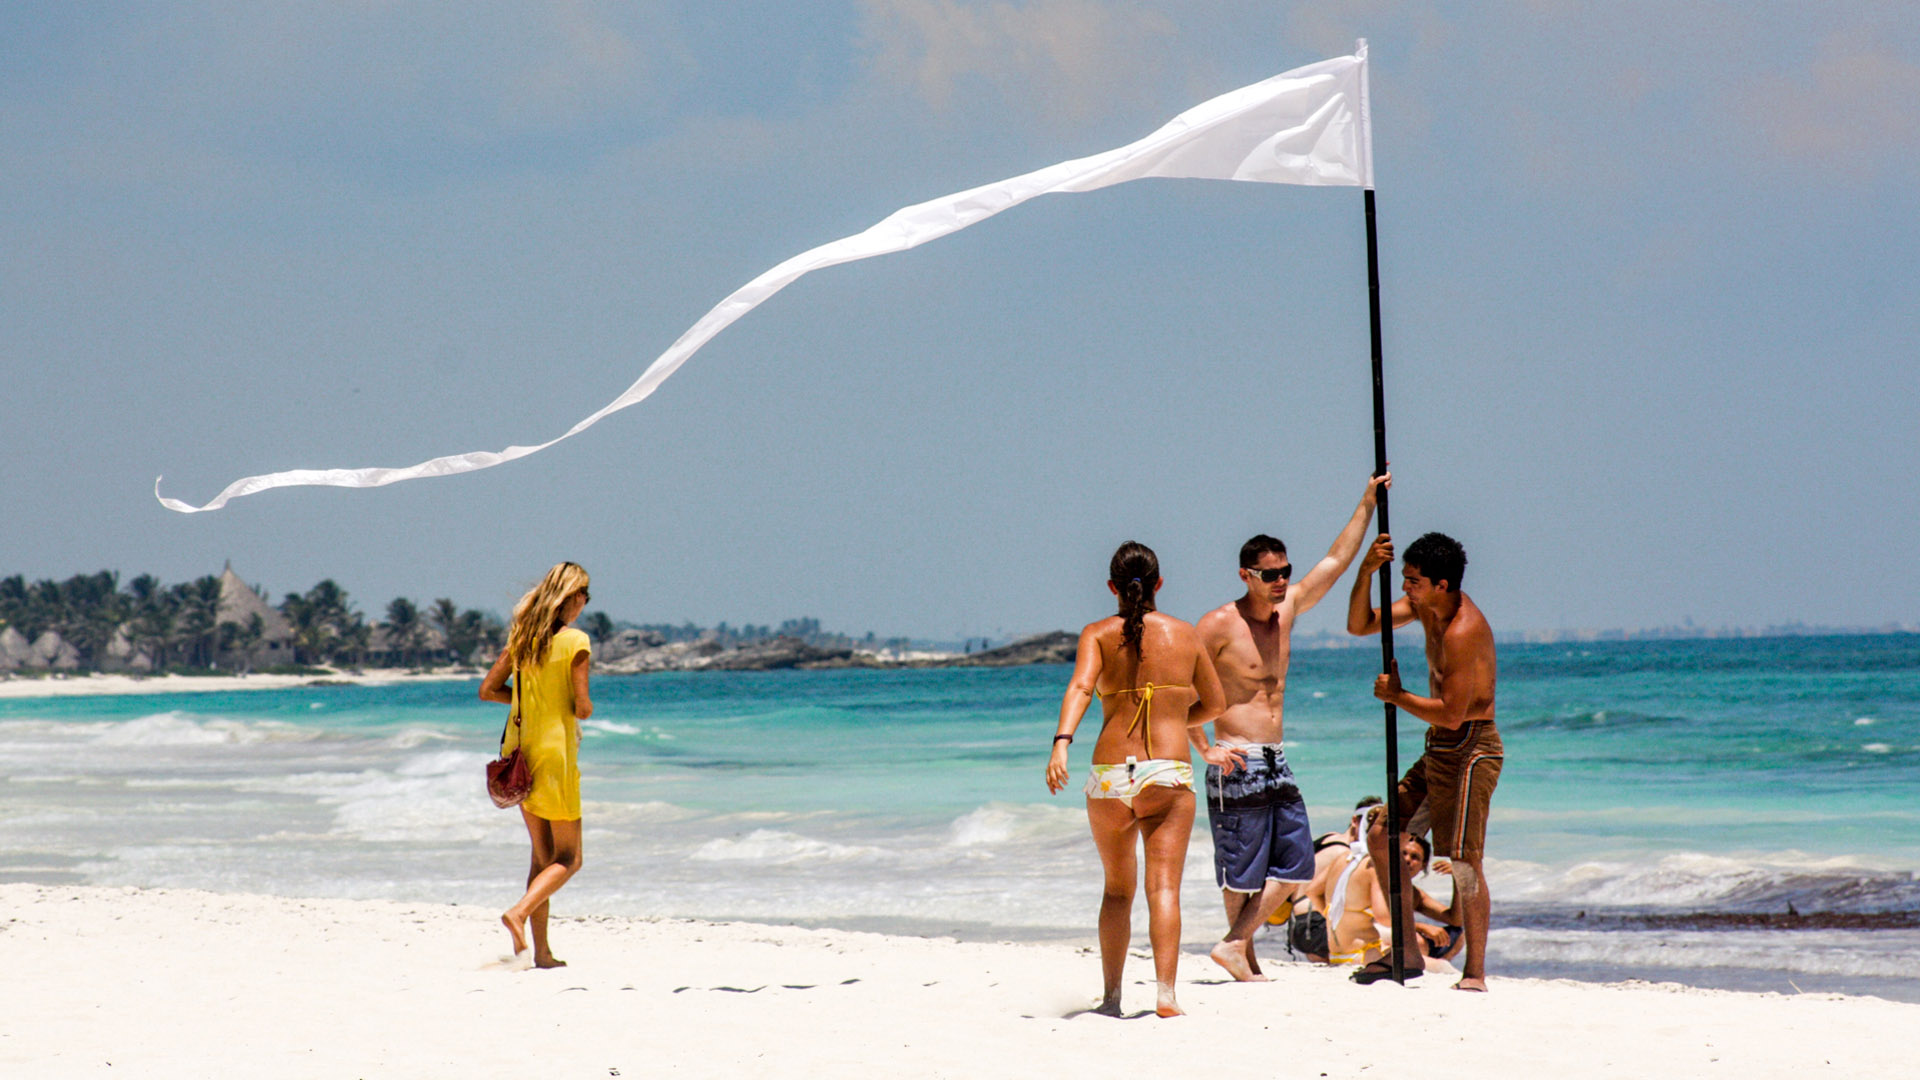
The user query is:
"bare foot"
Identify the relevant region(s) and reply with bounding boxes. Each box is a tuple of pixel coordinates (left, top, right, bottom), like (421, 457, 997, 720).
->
(534, 954, 568, 969)
(1155, 983, 1184, 1017)
(500, 911, 528, 955)
(1453, 977, 1488, 992)
(1091, 995, 1124, 1018)
(1209, 941, 1267, 982)
(1244, 942, 1265, 979)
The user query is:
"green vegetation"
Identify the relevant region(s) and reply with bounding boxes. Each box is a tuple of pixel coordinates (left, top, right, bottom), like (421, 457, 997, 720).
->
(0, 570, 506, 675)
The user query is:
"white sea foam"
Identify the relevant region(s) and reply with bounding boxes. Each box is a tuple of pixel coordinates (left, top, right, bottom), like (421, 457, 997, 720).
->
(947, 803, 1080, 847)
(385, 728, 457, 749)
(1863, 743, 1892, 754)
(581, 720, 640, 736)
(581, 800, 698, 824)
(1856, 717, 1877, 726)
(1492, 927, 1920, 980)
(1489, 850, 1920, 909)
(228, 750, 502, 845)
(688, 829, 887, 865)
(88, 711, 314, 747)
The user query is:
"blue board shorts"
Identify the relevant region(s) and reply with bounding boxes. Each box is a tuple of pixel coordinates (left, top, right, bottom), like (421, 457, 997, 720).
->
(1205, 744, 1315, 894)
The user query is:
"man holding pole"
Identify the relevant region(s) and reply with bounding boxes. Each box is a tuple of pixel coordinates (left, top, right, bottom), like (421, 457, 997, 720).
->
(1346, 531, 1501, 990)
(1196, 473, 1389, 981)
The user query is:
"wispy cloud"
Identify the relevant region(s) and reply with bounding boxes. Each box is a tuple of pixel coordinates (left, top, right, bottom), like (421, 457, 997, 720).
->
(856, 0, 1175, 125)
(11, 1, 678, 193)
(495, 0, 651, 130)
(1741, 29, 1920, 177)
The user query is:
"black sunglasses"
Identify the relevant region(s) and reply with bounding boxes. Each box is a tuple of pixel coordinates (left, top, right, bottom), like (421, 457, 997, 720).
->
(577, 589, 591, 604)
(1244, 564, 1292, 583)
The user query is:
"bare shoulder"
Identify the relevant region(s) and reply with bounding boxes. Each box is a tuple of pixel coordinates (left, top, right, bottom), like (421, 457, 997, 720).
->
(1452, 595, 1493, 636)
(1445, 595, 1496, 651)
(1146, 609, 1198, 639)
(1195, 603, 1239, 642)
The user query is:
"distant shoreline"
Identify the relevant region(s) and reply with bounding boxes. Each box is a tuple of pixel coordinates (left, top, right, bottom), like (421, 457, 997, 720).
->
(5, 628, 1913, 699)
(0, 668, 477, 699)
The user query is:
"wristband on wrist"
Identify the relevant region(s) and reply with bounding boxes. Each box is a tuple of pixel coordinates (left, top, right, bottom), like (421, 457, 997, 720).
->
(1053, 733, 1073, 744)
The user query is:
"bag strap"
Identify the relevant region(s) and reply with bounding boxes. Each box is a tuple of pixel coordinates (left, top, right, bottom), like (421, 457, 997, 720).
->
(497, 664, 522, 755)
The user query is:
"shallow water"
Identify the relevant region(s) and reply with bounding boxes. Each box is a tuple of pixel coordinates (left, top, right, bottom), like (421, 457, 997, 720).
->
(3, 634, 1915, 1000)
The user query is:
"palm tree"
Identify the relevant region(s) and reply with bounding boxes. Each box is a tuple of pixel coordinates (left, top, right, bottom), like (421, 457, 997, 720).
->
(0, 575, 26, 630)
(384, 597, 421, 668)
(281, 591, 335, 667)
(280, 579, 359, 669)
(449, 609, 485, 665)
(429, 598, 460, 666)
(131, 592, 177, 670)
(62, 571, 124, 667)
(332, 615, 371, 670)
(472, 612, 506, 661)
(175, 576, 222, 669)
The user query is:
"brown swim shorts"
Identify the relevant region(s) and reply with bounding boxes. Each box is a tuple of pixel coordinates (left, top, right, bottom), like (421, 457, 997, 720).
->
(1394, 720, 1503, 863)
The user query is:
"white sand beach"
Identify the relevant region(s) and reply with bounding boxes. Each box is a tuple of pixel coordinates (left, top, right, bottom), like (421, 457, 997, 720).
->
(0, 669, 476, 699)
(4, 884, 1906, 1079)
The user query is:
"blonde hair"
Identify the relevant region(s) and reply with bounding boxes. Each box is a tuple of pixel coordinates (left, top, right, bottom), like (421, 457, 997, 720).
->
(505, 562, 590, 673)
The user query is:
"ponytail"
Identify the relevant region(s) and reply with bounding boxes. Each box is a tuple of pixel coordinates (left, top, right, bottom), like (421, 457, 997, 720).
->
(1109, 541, 1160, 655)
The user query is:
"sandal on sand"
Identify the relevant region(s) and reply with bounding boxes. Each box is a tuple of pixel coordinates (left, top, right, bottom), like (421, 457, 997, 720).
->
(1351, 959, 1422, 985)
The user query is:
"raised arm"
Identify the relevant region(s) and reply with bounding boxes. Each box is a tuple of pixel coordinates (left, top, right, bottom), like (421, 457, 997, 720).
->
(1046, 624, 1105, 794)
(1346, 533, 1415, 636)
(1292, 472, 1390, 613)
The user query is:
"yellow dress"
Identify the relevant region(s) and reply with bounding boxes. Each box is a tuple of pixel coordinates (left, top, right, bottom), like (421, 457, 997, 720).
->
(510, 627, 591, 821)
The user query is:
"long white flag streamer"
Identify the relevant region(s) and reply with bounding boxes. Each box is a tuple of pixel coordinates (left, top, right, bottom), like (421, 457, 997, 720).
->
(157, 43, 1372, 513)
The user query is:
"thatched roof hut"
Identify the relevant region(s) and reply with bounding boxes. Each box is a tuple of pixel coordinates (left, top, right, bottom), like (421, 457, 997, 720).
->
(217, 565, 292, 643)
(0, 626, 29, 671)
(29, 630, 80, 670)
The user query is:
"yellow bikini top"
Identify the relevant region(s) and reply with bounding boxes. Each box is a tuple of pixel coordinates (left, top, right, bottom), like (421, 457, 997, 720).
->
(1100, 683, 1191, 752)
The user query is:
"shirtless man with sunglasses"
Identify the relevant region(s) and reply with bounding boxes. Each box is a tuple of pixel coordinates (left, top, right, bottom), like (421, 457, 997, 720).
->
(1195, 473, 1390, 980)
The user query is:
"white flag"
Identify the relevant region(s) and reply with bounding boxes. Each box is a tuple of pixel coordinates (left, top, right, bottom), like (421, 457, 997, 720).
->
(158, 43, 1373, 512)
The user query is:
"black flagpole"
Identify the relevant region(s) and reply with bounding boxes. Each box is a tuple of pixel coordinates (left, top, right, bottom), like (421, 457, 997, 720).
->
(1363, 186, 1408, 984)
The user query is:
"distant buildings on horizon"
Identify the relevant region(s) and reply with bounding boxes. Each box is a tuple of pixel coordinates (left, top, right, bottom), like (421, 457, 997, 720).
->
(1289, 621, 1919, 651)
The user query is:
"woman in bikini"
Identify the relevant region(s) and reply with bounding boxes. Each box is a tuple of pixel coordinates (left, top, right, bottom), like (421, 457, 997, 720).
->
(1046, 541, 1231, 1017)
(1325, 812, 1461, 976)
(480, 561, 595, 967)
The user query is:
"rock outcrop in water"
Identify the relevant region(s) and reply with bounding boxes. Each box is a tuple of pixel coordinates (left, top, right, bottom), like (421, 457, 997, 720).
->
(588, 630, 1073, 674)
(943, 631, 1077, 667)
(706, 636, 855, 671)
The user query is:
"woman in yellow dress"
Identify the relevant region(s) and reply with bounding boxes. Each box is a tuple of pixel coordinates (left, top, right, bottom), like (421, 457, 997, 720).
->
(480, 561, 594, 966)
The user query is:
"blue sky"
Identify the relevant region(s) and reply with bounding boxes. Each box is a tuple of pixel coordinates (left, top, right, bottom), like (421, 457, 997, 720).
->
(4, 1, 1916, 640)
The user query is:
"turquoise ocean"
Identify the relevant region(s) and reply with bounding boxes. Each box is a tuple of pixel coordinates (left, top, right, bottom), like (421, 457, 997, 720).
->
(4, 634, 1917, 1001)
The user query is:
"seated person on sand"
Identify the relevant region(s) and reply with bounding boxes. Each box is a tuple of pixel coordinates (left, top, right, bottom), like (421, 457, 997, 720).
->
(1324, 817, 1460, 971)
(1273, 795, 1381, 963)
(1312, 795, 1382, 869)
(1302, 797, 1458, 959)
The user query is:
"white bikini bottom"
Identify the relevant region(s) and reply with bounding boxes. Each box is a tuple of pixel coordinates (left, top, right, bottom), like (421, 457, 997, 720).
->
(1085, 757, 1194, 807)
